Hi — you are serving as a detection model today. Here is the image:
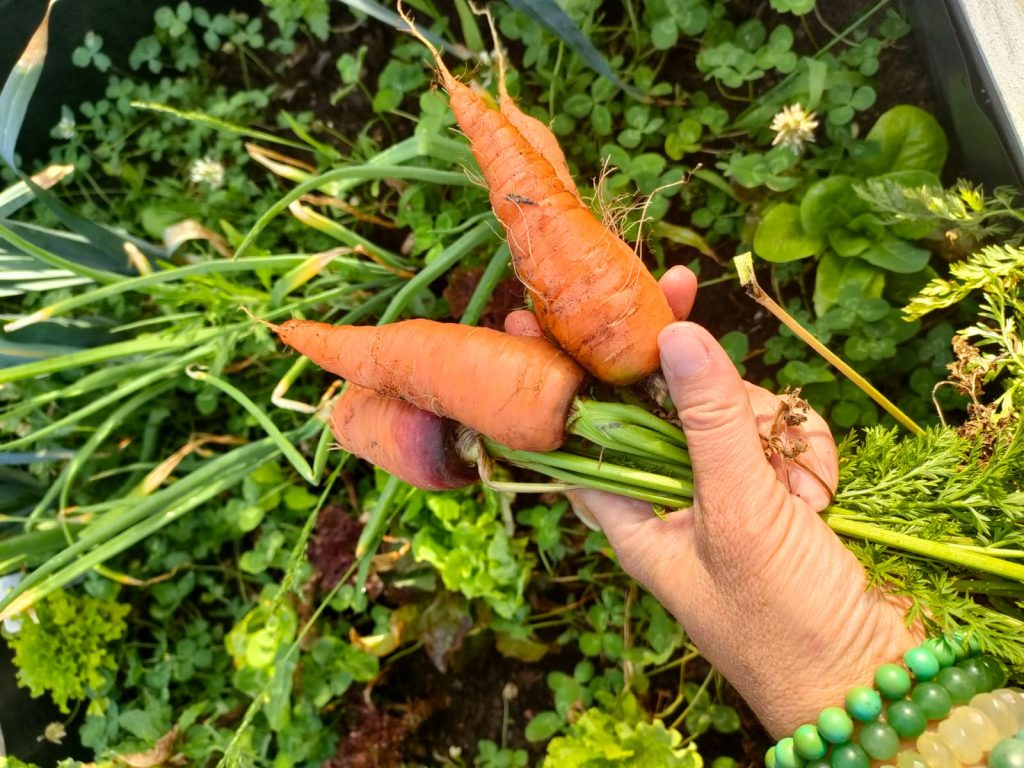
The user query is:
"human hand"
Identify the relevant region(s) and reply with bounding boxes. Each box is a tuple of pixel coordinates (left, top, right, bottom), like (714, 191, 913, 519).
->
(511, 265, 924, 737)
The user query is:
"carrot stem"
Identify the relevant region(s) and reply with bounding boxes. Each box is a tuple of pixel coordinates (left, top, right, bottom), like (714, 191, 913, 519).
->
(734, 253, 925, 436)
(824, 510, 1024, 583)
(482, 439, 694, 501)
(571, 399, 687, 445)
(568, 399, 690, 466)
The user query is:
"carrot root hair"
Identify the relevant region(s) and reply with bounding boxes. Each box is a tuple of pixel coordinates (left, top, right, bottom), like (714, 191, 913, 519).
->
(239, 305, 278, 332)
(396, 2, 458, 92)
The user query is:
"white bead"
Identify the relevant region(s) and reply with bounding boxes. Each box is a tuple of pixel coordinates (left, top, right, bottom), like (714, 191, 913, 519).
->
(938, 714, 984, 764)
(917, 731, 963, 768)
(951, 706, 1000, 750)
(971, 692, 1018, 736)
(993, 688, 1024, 729)
(897, 750, 931, 768)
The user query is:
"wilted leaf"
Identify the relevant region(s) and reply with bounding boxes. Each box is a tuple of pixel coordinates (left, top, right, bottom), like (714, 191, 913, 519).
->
(163, 219, 233, 258)
(114, 726, 181, 767)
(417, 592, 472, 672)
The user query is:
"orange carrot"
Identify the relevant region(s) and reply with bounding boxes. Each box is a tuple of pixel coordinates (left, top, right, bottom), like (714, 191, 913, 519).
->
(402, 11, 674, 386)
(276, 318, 585, 452)
(331, 385, 476, 490)
(487, 17, 579, 202)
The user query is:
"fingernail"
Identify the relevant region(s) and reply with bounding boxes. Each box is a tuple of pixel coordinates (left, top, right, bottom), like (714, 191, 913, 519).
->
(565, 491, 602, 531)
(659, 324, 711, 378)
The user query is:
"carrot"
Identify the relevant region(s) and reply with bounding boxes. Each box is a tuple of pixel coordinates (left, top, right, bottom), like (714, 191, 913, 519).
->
(485, 11, 579, 202)
(276, 318, 585, 452)
(331, 385, 476, 490)
(401, 9, 674, 386)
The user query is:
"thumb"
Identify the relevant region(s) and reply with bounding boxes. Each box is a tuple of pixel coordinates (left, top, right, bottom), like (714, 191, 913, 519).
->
(658, 323, 780, 544)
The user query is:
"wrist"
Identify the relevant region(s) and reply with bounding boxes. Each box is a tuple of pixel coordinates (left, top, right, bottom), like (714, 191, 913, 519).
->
(771, 601, 926, 737)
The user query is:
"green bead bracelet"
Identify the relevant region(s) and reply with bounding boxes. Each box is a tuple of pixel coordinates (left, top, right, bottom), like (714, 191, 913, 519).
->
(764, 632, 1001, 768)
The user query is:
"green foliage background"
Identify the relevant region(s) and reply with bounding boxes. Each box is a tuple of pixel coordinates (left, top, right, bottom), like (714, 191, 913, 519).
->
(1, 1, 1022, 767)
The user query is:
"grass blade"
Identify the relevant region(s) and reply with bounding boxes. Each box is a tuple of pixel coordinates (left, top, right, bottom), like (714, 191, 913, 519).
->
(0, 0, 58, 167)
(2, 255, 338, 332)
(28, 384, 172, 521)
(378, 218, 496, 324)
(0, 221, 121, 286)
(505, 0, 641, 99)
(460, 242, 510, 326)
(0, 432, 304, 621)
(0, 164, 74, 218)
(0, 329, 220, 385)
(336, 0, 474, 60)
(186, 366, 316, 484)
(131, 101, 313, 151)
(0, 346, 213, 451)
(237, 164, 472, 258)
(0, 526, 82, 575)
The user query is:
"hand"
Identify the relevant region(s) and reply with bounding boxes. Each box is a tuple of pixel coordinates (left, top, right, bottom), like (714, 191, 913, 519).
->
(510, 266, 924, 737)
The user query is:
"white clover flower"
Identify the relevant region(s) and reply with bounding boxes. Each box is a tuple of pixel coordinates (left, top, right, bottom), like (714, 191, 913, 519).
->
(189, 155, 226, 189)
(53, 106, 76, 141)
(770, 103, 819, 153)
(56, 116, 76, 140)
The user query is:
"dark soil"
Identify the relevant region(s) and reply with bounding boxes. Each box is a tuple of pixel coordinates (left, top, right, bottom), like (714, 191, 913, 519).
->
(383, 635, 572, 764)
(272, 14, 403, 151)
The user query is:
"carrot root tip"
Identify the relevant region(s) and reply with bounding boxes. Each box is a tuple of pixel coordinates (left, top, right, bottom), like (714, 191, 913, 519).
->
(238, 305, 278, 331)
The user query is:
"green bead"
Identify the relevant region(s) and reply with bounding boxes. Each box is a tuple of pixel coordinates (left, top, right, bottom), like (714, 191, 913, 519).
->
(989, 738, 1024, 768)
(979, 655, 1009, 688)
(885, 699, 927, 739)
(904, 645, 940, 681)
(845, 686, 882, 722)
(830, 743, 869, 768)
(776, 737, 805, 768)
(936, 665, 976, 705)
(858, 721, 900, 761)
(968, 634, 982, 656)
(794, 724, 827, 761)
(765, 747, 778, 768)
(959, 656, 995, 693)
(949, 631, 981, 659)
(874, 664, 912, 699)
(911, 681, 953, 720)
(948, 632, 970, 661)
(817, 707, 854, 744)
(806, 761, 831, 768)
(925, 636, 958, 669)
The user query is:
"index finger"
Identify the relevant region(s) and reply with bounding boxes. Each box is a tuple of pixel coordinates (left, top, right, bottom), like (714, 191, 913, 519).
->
(659, 265, 698, 321)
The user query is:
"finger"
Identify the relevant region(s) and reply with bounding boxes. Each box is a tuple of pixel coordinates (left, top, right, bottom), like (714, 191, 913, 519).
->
(744, 384, 839, 512)
(567, 488, 699, 588)
(504, 309, 544, 337)
(659, 265, 698, 321)
(658, 323, 781, 546)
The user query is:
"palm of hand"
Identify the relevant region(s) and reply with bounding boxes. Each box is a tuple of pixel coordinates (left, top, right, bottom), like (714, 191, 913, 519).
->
(518, 266, 924, 736)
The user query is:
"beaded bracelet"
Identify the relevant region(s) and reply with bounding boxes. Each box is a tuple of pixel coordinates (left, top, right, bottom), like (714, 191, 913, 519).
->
(765, 633, 1021, 768)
